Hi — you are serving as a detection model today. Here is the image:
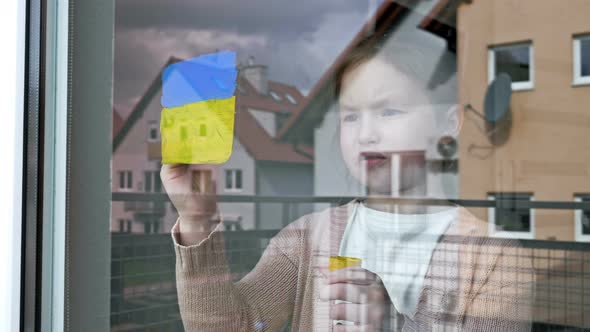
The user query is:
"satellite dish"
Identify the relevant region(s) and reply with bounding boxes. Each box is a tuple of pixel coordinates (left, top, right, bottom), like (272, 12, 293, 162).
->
(464, 73, 513, 146)
(484, 73, 512, 123)
(484, 73, 512, 145)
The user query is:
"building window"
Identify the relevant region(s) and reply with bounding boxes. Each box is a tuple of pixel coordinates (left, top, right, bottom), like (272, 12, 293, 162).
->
(285, 93, 297, 105)
(118, 219, 132, 233)
(144, 170, 161, 192)
(118, 170, 133, 190)
(191, 170, 213, 193)
(269, 90, 283, 102)
(153, 221, 160, 234)
(225, 169, 242, 191)
(488, 42, 534, 90)
(574, 194, 590, 241)
(147, 122, 159, 141)
(573, 35, 590, 85)
(488, 193, 535, 239)
(144, 221, 152, 234)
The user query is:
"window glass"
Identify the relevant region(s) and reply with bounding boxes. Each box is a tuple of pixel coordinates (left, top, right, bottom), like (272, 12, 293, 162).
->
(235, 169, 242, 190)
(118, 171, 125, 189)
(126, 171, 132, 189)
(583, 205, 590, 235)
(153, 172, 162, 192)
(144, 171, 152, 192)
(100, 1, 590, 331)
(493, 44, 531, 83)
(492, 193, 532, 233)
(225, 169, 233, 190)
(580, 38, 590, 77)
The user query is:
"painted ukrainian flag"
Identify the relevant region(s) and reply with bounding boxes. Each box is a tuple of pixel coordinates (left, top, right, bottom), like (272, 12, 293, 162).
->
(160, 51, 238, 164)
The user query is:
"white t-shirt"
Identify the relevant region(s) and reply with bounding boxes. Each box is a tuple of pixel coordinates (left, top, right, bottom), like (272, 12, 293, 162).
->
(339, 201, 456, 317)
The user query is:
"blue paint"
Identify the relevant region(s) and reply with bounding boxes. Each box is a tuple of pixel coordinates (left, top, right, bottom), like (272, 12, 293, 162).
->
(161, 51, 237, 108)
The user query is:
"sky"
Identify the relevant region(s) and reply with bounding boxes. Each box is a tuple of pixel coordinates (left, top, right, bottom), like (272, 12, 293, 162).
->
(114, 0, 384, 115)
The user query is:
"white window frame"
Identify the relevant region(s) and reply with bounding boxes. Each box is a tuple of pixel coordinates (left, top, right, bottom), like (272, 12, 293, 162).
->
(488, 194, 535, 239)
(118, 218, 132, 233)
(269, 90, 283, 102)
(285, 93, 297, 105)
(488, 42, 534, 91)
(574, 196, 590, 242)
(40, 0, 113, 330)
(143, 170, 161, 193)
(573, 35, 590, 86)
(224, 169, 243, 192)
(147, 121, 160, 142)
(0, 0, 25, 329)
(118, 170, 133, 191)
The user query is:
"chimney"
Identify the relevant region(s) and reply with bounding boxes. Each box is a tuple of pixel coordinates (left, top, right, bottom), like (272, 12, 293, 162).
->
(240, 55, 268, 95)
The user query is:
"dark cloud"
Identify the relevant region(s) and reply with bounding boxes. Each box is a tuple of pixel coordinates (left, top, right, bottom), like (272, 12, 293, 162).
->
(116, 0, 367, 35)
(114, 0, 377, 113)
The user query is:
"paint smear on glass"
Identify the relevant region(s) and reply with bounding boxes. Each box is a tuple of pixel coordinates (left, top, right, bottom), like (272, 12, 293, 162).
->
(160, 51, 237, 164)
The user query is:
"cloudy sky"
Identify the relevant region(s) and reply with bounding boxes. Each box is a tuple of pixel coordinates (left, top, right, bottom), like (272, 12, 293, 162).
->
(114, 0, 384, 115)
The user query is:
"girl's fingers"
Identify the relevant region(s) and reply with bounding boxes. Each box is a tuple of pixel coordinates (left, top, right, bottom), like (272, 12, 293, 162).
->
(333, 323, 380, 332)
(321, 283, 370, 303)
(160, 164, 191, 194)
(320, 283, 387, 304)
(327, 267, 378, 285)
(330, 303, 385, 324)
(160, 164, 218, 219)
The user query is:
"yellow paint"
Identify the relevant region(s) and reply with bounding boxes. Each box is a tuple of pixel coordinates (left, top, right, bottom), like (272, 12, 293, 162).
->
(161, 96, 235, 164)
(329, 256, 362, 271)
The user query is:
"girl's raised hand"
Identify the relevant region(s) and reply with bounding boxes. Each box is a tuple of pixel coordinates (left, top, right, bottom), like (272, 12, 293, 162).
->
(161, 164, 219, 245)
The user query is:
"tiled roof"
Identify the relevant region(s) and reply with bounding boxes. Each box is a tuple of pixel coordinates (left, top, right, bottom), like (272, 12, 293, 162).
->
(235, 107, 311, 163)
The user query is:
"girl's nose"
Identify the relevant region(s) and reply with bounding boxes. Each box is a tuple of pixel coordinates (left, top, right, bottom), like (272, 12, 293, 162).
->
(358, 112, 380, 145)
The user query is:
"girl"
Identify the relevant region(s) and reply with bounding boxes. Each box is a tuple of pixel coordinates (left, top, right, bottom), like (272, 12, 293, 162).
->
(162, 34, 534, 331)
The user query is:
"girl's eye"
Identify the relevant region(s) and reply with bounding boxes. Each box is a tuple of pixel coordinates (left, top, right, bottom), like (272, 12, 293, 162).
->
(381, 108, 406, 117)
(342, 113, 359, 122)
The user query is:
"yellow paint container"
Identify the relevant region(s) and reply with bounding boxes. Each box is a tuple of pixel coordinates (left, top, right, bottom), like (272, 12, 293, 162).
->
(329, 255, 362, 271)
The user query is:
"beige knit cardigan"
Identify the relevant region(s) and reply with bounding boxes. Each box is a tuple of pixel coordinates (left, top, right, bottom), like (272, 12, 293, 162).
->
(172, 199, 535, 331)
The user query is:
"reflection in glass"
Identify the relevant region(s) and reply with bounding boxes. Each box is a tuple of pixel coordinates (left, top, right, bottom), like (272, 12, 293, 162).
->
(494, 45, 530, 83)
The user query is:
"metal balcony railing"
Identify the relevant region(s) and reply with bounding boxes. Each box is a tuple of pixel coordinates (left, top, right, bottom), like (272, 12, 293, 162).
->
(110, 193, 590, 331)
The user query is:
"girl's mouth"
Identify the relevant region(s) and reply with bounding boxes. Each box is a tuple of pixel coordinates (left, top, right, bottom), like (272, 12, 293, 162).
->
(361, 152, 388, 169)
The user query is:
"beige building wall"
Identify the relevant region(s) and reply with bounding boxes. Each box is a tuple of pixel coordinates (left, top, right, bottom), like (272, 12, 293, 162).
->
(457, 0, 590, 241)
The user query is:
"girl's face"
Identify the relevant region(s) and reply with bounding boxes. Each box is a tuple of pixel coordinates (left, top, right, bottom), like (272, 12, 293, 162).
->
(338, 56, 438, 195)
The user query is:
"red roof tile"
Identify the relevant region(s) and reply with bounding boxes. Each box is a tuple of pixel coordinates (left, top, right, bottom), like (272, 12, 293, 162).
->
(235, 107, 312, 164)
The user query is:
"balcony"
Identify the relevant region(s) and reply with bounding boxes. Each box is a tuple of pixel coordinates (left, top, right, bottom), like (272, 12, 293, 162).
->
(123, 200, 166, 216)
(111, 194, 590, 331)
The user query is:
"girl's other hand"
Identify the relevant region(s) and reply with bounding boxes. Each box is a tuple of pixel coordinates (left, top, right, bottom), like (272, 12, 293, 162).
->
(320, 267, 389, 331)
